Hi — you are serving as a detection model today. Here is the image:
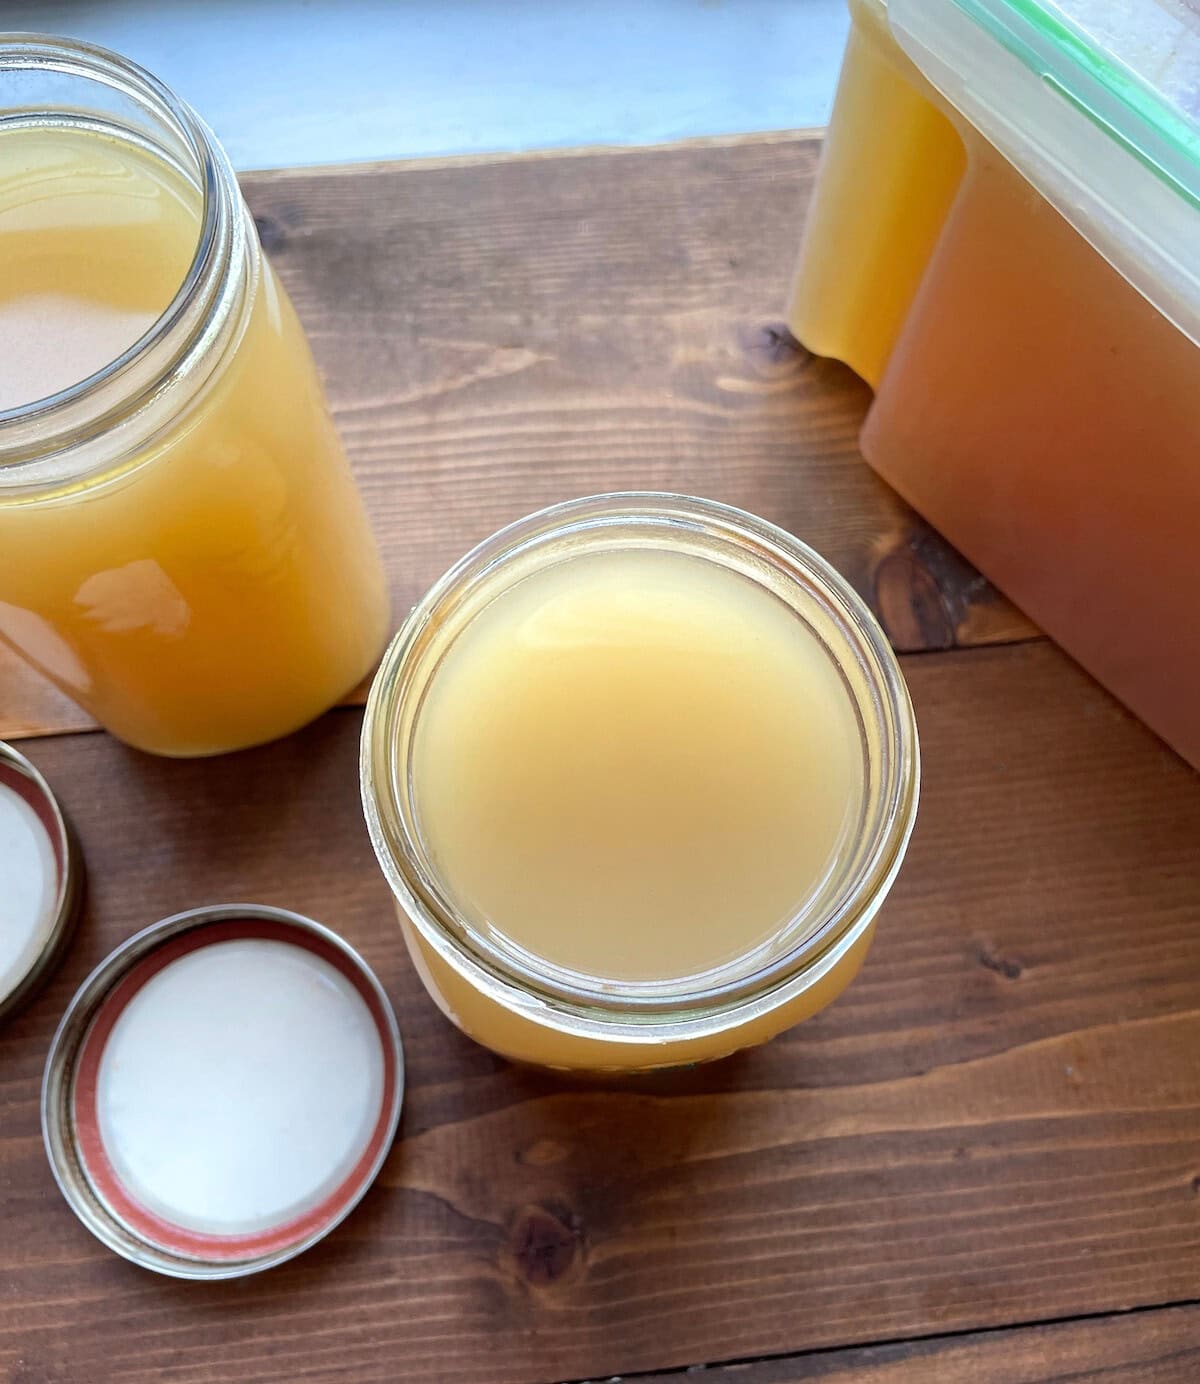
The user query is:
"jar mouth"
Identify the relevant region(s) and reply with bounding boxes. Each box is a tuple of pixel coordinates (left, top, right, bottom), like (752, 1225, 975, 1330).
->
(362, 494, 920, 1020)
(0, 34, 237, 474)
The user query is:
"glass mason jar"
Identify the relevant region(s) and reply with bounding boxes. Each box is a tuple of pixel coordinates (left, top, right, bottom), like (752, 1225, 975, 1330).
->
(362, 494, 919, 1072)
(0, 37, 388, 757)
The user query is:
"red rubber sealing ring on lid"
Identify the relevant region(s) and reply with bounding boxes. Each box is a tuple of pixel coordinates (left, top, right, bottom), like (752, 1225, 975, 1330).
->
(72, 917, 399, 1263)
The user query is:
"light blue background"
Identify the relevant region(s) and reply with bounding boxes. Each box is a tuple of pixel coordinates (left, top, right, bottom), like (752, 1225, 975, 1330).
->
(0, 1, 848, 169)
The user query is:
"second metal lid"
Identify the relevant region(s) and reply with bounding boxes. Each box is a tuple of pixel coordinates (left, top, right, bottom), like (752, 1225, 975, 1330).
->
(0, 740, 84, 1023)
(42, 904, 404, 1279)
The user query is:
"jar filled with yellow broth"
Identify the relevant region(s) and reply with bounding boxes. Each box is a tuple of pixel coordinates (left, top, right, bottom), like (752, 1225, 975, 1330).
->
(0, 37, 388, 756)
(362, 495, 919, 1072)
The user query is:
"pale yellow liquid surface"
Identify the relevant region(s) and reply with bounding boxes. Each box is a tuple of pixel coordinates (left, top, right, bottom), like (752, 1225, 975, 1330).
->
(0, 128, 194, 408)
(0, 126, 387, 755)
(413, 549, 863, 984)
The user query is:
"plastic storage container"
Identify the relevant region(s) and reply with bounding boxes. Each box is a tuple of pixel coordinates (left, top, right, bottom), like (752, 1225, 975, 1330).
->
(791, 0, 1200, 767)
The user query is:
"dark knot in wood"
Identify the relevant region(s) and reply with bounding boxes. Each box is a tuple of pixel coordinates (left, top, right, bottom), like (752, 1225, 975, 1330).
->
(873, 546, 956, 652)
(509, 1204, 581, 1286)
(254, 214, 288, 254)
(977, 946, 1023, 980)
(751, 322, 809, 366)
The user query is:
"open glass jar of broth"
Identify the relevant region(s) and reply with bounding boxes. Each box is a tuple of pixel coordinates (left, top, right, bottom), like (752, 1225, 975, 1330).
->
(0, 37, 388, 756)
(362, 495, 919, 1072)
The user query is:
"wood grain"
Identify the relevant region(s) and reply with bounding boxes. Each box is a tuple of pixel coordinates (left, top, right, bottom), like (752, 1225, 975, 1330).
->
(3, 639, 1198, 1384)
(0, 135, 1036, 742)
(636, 1303, 1200, 1382)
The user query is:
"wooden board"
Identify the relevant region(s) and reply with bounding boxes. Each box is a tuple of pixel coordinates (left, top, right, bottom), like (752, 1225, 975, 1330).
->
(2, 134, 1196, 1384)
(4, 638, 1200, 1383)
(0, 135, 1036, 742)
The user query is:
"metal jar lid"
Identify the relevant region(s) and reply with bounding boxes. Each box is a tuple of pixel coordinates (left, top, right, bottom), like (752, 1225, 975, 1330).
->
(0, 740, 84, 1023)
(42, 903, 404, 1279)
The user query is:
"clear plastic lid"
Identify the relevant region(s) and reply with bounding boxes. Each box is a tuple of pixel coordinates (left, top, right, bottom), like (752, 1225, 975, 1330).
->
(888, 0, 1200, 343)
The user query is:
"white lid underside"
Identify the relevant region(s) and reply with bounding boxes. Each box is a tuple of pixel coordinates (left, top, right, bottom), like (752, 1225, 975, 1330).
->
(0, 783, 57, 1005)
(96, 938, 385, 1236)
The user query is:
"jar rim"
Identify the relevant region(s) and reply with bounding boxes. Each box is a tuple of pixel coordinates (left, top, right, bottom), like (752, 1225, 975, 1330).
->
(361, 493, 920, 1025)
(0, 34, 239, 473)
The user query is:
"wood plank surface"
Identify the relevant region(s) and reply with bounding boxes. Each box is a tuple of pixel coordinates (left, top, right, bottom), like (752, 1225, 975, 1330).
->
(0, 135, 1036, 742)
(636, 1303, 1200, 1383)
(3, 639, 1198, 1383)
